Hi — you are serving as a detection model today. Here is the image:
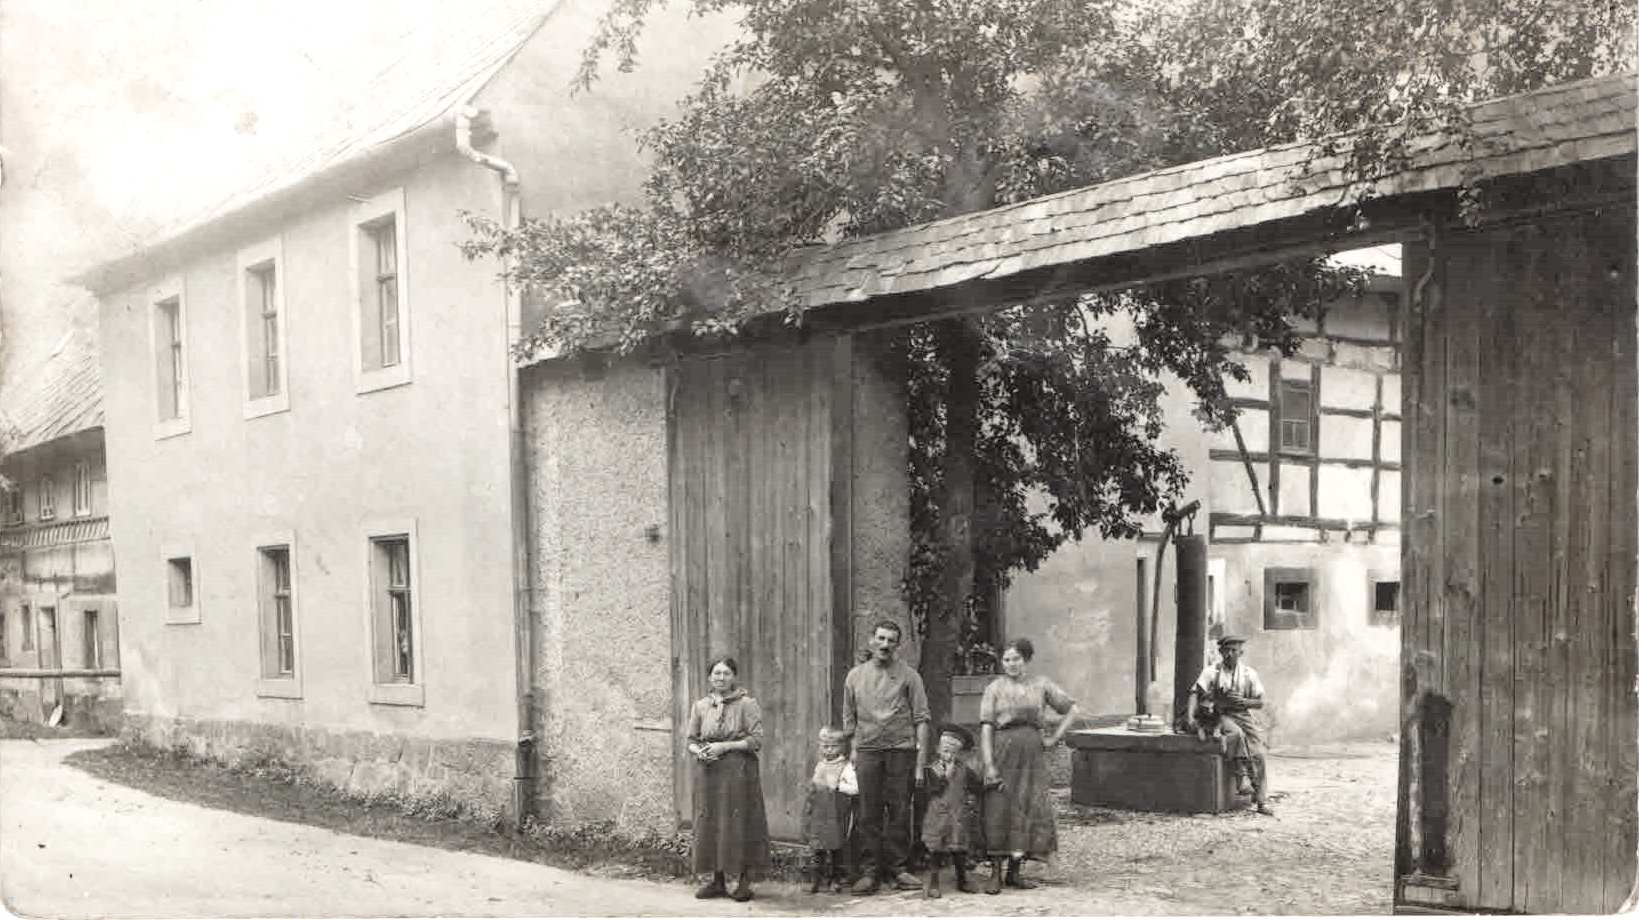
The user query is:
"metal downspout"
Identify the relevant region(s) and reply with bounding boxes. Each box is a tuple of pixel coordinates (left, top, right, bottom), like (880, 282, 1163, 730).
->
(456, 106, 536, 826)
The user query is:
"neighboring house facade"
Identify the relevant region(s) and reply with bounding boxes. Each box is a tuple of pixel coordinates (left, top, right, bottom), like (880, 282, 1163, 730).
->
(1007, 271, 1405, 745)
(0, 321, 121, 728)
(71, 1, 757, 823)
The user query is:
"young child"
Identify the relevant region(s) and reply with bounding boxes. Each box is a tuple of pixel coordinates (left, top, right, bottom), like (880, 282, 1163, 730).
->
(920, 723, 986, 898)
(800, 725, 857, 893)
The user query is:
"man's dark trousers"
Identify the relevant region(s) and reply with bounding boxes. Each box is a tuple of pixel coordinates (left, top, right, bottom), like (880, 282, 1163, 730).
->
(854, 749, 916, 880)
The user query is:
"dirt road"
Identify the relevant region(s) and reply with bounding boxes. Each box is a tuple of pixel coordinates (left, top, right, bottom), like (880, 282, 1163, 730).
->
(1, 738, 739, 918)
(2, 738, 1394, 917)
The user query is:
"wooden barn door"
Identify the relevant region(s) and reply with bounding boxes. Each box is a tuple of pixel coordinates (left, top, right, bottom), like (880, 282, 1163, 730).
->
(668, 335, 855, 840)
(1397, 205, 1638, 914)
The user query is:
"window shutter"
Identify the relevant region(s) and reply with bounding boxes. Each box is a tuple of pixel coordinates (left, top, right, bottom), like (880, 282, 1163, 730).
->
(246, 279, 269, 400)
(155, 306, 177, 419)
(359, 231, 383, 371)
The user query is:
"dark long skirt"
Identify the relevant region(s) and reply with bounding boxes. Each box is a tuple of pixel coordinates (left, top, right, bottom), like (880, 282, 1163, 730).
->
(692, 751, 772, 877)
(982, 725, 1057, 858)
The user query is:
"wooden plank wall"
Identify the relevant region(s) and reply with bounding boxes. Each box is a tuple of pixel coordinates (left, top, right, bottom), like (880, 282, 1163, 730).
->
(668, 335, 853, 840)
(1396, 206, 1638, 914)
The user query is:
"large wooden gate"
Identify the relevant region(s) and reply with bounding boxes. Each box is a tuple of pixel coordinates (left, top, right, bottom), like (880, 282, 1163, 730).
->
(1397, 206, 1638, 913)
(667, 335, 855, 839)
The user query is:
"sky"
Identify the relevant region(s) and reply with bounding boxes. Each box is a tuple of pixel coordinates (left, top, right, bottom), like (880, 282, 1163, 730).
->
(0, 0, 484, 386)
(0, 0, 1400, 395)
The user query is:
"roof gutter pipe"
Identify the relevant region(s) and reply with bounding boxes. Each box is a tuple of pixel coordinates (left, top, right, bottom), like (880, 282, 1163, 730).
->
(456, 105, 536, 828)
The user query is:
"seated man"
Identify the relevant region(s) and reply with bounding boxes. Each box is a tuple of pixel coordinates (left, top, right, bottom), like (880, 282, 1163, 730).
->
(1185, 635, 1272, 815)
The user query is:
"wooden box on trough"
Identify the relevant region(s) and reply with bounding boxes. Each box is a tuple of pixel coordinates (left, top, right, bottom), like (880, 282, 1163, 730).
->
(1067, 727, 1238, 814)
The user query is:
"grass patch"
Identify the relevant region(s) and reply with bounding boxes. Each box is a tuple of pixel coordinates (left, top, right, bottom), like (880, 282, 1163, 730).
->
(63, 740, 805, 881)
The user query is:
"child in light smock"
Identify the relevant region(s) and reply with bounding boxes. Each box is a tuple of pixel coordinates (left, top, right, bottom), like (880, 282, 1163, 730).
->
(801, 725, 858, 893)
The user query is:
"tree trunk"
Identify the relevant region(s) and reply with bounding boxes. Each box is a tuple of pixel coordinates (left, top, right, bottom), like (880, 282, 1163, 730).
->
(920, 317, 983, 724)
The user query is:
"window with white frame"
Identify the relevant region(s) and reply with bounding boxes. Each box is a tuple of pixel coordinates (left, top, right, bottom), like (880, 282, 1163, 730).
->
(364, 520, 422, 706)
(240, 238, 289, 416)
(72, 462, 92, 517)
(151, 280, 191, 437)
(37, 475, 55, 521)
(258, 544, 297, 679)
(352, 188, 410, 393)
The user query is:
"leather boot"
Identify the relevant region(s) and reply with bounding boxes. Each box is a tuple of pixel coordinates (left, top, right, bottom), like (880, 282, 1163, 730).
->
(986, 857, 1004, 895)
(1005, 856, 1036, 889)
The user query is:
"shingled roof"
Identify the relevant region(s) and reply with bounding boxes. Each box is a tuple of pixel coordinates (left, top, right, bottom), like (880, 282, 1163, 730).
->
(71, 0, 556, 294)
(3, 321, 102, 454)
(790, 73, 1637, 310)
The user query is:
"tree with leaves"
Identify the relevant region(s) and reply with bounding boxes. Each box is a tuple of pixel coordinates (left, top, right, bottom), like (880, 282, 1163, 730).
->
(465, 0, 1633, 720)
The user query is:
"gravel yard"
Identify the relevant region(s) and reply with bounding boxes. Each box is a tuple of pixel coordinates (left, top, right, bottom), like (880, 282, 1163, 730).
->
(35, 735, 1397, 916)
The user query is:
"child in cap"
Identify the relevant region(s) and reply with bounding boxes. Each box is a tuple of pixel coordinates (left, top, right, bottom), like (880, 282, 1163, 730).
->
(801, 725, 857, 893)
(920, 723, 988, 898)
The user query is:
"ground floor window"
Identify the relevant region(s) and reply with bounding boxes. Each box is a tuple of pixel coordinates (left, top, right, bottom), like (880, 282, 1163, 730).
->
(1264, 566, 1319, 629)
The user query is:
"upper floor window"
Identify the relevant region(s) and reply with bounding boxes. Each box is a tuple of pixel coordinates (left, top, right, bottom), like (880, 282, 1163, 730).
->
(352, 188, 411, 393)
(3, 487, 21, 525)
(73, 462, 92, 517)
(150, 279, 191, 439)
(240, 238, 289, 417)
(37, 475, 55, 521)
(1278, 378, 1314, 454)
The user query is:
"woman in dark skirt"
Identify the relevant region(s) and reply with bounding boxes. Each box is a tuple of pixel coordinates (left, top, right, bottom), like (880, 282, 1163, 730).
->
(686, 655, 771, 901)
(979, 638, 1081, 894)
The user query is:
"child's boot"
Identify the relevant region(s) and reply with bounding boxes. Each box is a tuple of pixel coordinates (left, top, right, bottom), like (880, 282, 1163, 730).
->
(924, 862, 942, 899)
(986, 857, 1004, 895)
(807, 851, 826, 894)
(955, 857, 978, 893)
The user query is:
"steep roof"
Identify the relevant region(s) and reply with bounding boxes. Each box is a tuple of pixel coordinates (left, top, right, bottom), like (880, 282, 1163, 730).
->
(2, 317, 102, 454)
(790, 73, 1636, 310)
(71, 0, 557, 293)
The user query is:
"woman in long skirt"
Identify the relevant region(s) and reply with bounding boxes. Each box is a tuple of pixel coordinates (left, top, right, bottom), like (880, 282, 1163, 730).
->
(687, 655, 771, 901)
(979, 638, 1081, 894)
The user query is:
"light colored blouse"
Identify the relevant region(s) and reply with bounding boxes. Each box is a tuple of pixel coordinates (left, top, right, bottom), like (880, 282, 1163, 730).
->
(1192, 661, 1264, 700)
(980, 674, 1075, 729)
(686, 688, 763, 753)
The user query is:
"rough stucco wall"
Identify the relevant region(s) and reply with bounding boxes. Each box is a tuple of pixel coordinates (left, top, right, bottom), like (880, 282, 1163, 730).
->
(93, 153, 519, 815)
(524, 360, 673, 830)
(850, 333, 913, 666)
(1214, 540, 1401, 745)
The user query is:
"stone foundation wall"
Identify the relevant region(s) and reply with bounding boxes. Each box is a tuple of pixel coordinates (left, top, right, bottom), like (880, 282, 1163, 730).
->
(121, 714, 516, 818)
(0, 687, 122, 732)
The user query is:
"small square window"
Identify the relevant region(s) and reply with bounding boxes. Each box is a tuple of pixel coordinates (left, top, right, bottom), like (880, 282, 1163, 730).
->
(1264, 566, 1318, 630)
(1370, 577, 1401, 627)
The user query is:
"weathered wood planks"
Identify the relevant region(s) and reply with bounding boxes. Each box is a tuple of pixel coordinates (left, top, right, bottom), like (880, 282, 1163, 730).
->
(1399, 207, 1637, 913)
(666, 336, 855, 840)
